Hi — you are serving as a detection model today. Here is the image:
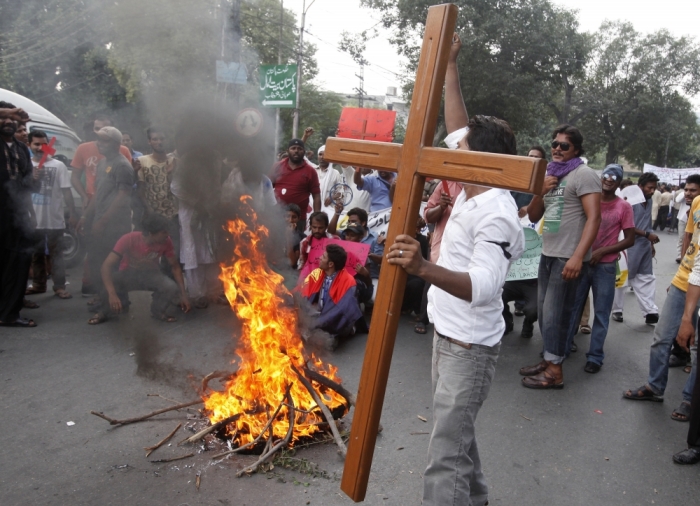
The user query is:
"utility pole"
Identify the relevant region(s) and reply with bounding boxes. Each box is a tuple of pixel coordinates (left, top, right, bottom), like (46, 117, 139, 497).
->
(292, 0, 315, 138)
(275, 0, 284, 156)
(355, 66, 365, 108)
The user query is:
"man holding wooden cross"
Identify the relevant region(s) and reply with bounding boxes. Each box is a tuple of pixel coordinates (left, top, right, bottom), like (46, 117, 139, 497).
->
(387, 33, 524, 506)
(322, 4, 546, 502)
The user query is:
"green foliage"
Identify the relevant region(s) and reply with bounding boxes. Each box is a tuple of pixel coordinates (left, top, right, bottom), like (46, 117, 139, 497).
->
(576, 22, 700, 165)
(280, 83, 343, 153)
(362, 0, 700, 167)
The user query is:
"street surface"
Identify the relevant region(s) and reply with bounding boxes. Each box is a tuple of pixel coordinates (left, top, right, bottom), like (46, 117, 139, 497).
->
(1, 230, 698, 505)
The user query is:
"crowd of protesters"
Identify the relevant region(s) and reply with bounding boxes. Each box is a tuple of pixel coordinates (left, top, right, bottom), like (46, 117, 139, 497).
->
(3, 46, 700, 487)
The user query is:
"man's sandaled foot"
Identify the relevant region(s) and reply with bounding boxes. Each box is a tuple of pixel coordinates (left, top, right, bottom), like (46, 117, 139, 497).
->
(152, 314, 177, 323)
(673, 448, 700, 465)
(88, 313, 109, 325)
(521, 369, 564, 389)
(520, 360, 548, 376)
(54, 289, 72, 299)
(414, 323, 427, 334)
(0, 317, 37, 327)
(23, 298, 39, 309)
(671, 401, 691, 422)
(623, 384, 663, 402)
(25, 287, 46, 295)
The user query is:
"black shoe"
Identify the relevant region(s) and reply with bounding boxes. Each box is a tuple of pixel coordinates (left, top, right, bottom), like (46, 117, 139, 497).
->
(645, 313, 659, 325)
(611, 312, 623, 322)
(570, 340, 577, 353)
(673, 448, 700, 465)
(520, 322, 534, 339)
(669, 355, 687, 368)
(504, 322, 514, 335)
(514, 308, 524, 317)
(584, 361, 601, 374)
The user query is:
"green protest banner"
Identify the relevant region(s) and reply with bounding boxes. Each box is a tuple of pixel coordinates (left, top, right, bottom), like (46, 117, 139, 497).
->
(259, 64, 297, 108)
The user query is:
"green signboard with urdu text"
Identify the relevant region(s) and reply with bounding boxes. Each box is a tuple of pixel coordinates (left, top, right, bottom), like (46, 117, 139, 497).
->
(259, 64, 297, 108)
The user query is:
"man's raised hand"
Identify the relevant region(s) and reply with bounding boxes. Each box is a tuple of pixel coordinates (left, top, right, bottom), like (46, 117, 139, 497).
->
(448, 33, 462, 63)
(0, 108, 31, 123)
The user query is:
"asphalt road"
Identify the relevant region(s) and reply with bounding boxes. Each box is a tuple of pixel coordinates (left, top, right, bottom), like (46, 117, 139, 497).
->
(1, 227, 698, 506)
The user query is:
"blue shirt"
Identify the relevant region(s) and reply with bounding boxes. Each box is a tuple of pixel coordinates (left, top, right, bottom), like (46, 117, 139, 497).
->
(339, 228, 384, 278)
(360, 174, 393, 211)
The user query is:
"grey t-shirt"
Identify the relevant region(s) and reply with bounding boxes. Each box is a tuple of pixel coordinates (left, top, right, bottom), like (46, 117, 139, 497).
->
(541, 164, 601, 260)
(94, 152, 134, 226)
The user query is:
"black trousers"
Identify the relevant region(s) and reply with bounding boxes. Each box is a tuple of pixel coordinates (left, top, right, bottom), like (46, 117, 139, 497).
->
(653, 205, 669, 231)
(502, 279, 538, 329)
(688, 345, 700, 448)
(0, 247, 32, 322)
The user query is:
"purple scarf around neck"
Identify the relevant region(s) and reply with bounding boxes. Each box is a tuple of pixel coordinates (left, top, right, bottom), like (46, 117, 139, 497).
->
(547, 157, 584, 179)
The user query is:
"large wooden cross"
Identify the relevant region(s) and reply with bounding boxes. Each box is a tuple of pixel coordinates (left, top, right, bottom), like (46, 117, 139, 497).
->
(323, 4, 546, 503)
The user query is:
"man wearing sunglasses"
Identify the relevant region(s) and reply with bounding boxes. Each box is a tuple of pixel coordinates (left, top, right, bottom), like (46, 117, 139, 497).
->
(565, 164, 635, 374)
(520, 125, 601, 389)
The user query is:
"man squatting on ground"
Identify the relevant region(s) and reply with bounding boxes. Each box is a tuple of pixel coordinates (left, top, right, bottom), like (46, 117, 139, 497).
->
(386, 32, 524, 506)
(89, 213, 190, 324)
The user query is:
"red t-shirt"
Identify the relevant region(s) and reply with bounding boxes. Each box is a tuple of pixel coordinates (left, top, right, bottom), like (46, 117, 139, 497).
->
(112, 231, 174, 271)
(271, 158, 320, 221)
(593, 197, 635, 263)
(71, 142, 132, 197)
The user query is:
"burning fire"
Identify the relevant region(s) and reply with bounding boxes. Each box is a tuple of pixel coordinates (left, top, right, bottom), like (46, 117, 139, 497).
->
(203, 196, 347, 446)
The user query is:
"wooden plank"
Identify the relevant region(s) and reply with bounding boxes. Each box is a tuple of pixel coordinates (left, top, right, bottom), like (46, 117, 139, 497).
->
(323, 138, 403, 172)
(339, 4, 458, 502)
(417, 147, 547, 194)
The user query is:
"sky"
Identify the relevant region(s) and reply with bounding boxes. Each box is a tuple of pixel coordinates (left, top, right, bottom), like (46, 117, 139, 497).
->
(286, 0, 700, 100)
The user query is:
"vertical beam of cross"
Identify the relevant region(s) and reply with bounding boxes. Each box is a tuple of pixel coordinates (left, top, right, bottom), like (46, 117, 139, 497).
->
(338, 4, 459, 502)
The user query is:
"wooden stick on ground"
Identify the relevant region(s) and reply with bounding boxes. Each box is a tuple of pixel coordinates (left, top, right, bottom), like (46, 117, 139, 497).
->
(236, 392, 296, 477)
(150, 453, 194, 463)
(292, 365, 347, 457)
(178, 413, 242, 446)
(303, 365, 356, 408)
(145, 423, 182, 457)
(211, 385, 291, 460)
(200, 370, 237, 393)
(91, 400, 203, 426)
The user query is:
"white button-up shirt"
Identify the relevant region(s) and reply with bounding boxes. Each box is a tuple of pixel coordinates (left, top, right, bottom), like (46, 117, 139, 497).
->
(427, 188, 525, 347)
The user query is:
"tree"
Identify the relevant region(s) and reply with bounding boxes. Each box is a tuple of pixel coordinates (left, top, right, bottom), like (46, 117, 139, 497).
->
(577, 22, 700, 165)
(0, 0, 132, 132)
(361, 0, 589, 144)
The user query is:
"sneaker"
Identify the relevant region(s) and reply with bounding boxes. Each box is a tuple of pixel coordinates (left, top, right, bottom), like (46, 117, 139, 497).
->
(611, 312, 623, 322)
(645, 313, 659, 325)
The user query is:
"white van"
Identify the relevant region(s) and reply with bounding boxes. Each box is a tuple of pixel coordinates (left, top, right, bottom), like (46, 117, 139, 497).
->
(0, 88, 82, 164)
(1, 88, 85, 266)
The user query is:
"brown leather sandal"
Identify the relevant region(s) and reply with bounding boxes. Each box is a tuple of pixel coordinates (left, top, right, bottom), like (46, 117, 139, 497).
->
(522, 369, 564, 389)
(520, 360, 548, 376)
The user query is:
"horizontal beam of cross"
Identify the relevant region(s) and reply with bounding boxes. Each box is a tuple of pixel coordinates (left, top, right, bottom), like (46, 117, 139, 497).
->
(323, 138, 546, 194)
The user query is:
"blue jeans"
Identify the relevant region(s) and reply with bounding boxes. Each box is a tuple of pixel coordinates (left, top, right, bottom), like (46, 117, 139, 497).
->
(647, 285, 698, 402)
(423, 332, 499, 506)
(565, 262, 617, 365)
(538, 255, 587, 364)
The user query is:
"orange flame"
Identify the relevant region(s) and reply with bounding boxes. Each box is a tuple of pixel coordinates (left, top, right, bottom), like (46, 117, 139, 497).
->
(203, 196, 346, 445)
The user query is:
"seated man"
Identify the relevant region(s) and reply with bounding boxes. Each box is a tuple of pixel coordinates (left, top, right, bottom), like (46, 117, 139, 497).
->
(343, 224, 374, 305)
(284, 204, 305, 268)
(329, 205, 385, 297)
(88, 214, 191, 324)
(302, 244, 363, 348)
(298, 211, 338, 270)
